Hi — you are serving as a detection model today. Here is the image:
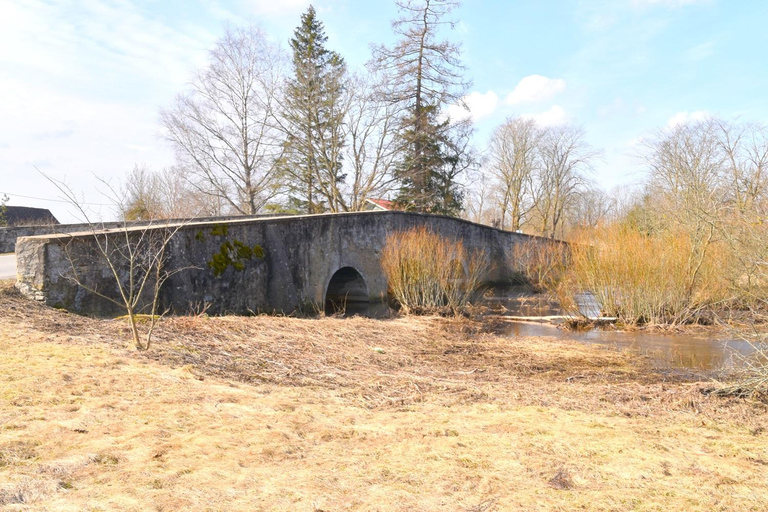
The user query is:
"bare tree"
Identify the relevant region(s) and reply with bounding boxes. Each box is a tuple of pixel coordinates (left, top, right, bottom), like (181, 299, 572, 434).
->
(487, 117, 541, 231)
(533, 125, 597, 238)
(161, 24, 285, 215)
(121, 165, 164, 221)
(569, 186, 613, 230)
(120, 165, 223, 221)
(156, 166, 225, 218)
(710, 119, 768, 294)
(714, 119, 768, 213)
(341, 73, 401, 211)
(642, 118, 730, 298)
(462, 167, 500, 227)
(41, 170, 190, 350)
(644, 119, 727, 226)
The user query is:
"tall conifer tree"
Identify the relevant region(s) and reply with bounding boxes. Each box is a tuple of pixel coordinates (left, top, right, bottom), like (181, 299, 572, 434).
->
(281, 5, 348, 213)
(371, 0, 472, 215)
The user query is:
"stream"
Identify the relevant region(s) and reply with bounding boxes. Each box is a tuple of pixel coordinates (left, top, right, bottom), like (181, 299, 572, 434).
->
(487, 288, 756, 371)
(340, 287, 759, 371)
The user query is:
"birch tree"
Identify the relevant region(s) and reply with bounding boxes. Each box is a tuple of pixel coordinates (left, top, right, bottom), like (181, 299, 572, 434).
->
(487, 117, 541, 230)
(161, 24, 285, 215)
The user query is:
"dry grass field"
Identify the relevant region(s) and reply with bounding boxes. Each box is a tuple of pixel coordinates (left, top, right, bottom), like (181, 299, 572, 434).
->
(1, 281, 767, 511)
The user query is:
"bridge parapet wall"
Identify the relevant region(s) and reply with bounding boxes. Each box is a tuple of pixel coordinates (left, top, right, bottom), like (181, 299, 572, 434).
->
(15, 211, 546, 316)
(0, 213, 285, 253)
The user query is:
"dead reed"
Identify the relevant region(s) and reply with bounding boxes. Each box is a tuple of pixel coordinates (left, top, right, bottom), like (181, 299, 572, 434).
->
(511, 238, 569, 292)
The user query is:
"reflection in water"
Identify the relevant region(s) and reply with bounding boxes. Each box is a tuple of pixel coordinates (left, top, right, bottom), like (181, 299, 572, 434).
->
(328, 285, 757, 371)
(499, 321, 753, 370)
(485, 288, 562, 317)
(489, 287, 755, 370)
(326, 300, 392, 319)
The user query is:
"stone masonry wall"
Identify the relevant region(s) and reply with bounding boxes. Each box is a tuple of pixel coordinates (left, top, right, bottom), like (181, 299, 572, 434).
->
(15, 211, 544, 316)
(0, 214, 284, 253)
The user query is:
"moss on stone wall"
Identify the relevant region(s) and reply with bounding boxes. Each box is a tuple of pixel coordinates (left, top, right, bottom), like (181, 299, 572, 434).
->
(193, 224, 264, 277)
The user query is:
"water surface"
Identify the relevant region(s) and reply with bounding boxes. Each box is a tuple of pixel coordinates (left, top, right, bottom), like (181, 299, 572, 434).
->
(498, 320, 752, 370)
(489, 287, 755, 371)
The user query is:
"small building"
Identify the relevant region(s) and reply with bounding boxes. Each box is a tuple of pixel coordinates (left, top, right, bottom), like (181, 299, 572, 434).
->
(2, 206, 59, 226)
(363, 198, 396, 211)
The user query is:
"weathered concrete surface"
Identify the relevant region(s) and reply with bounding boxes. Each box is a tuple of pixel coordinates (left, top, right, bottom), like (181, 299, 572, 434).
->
(0, 213, 284, 253)
(0, 254, 15, 280)
(15, 211, 543, 316)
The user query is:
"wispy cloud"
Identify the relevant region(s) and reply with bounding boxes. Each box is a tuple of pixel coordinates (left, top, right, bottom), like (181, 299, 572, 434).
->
(0, 0, 224, 217)
(666, 110, 709, 128)
(522, 105, 569, 127)
(505, 75, 567, 105)
(0, 0, 221, 114)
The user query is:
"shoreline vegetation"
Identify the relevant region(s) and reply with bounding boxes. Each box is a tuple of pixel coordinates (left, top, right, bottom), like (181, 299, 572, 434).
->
(2, 280, 767, 510)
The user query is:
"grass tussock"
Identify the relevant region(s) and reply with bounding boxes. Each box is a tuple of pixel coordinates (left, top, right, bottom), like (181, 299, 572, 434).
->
(381, 226, 487, 314)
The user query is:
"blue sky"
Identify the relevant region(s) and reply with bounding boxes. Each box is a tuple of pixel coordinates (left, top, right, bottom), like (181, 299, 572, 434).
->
(1, 0, 767, 222)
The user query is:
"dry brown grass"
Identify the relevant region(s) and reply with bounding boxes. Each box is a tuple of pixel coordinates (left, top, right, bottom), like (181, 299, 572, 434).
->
(1, 281, 767, 511)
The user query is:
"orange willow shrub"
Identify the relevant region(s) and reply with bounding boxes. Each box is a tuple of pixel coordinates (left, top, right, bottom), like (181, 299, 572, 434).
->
(381, 227, 487, 314)
(511, 239, 570, 292)
(560, 225, 731, 326)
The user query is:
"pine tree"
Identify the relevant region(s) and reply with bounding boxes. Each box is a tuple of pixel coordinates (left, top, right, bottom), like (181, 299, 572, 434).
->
(281, 5, 348, 213)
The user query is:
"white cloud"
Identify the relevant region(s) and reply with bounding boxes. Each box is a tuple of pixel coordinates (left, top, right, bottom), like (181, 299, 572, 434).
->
(666, 110, 709, 128)
(446, 90, 500, 122)
(243, 0, 312, 16)
(505, 75, 567, 105)
(522, 105, 569, 127)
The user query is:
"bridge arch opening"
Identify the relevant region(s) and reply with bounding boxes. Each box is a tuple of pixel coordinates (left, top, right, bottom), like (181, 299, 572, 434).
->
(325, 266, 369, 315)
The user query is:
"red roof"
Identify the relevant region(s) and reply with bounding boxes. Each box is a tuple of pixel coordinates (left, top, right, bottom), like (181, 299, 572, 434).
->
(368, 198, 395, 210)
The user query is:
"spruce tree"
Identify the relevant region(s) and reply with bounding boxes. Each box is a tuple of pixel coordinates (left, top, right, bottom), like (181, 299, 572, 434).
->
(281, 5, 348, 213)
(371, 0, 472, 216)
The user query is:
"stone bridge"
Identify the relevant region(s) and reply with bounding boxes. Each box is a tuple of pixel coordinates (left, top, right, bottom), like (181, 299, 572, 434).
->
(14, 211, 542, 316)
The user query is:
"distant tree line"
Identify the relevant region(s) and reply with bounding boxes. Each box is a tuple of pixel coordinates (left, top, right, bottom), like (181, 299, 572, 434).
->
(123, 1, 472, 221)
(119, 1, 768, 249)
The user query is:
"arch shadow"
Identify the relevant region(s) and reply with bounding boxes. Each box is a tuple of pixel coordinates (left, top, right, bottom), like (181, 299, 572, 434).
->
(325, 266, 369, 316)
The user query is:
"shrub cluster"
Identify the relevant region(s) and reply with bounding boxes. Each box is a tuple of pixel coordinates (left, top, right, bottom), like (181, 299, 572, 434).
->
(381, 227, 486, 314)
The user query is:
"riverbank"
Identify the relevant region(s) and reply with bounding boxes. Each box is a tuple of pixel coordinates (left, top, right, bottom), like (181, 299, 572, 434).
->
(1, 281, 766, 510)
